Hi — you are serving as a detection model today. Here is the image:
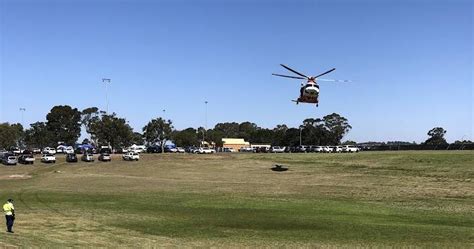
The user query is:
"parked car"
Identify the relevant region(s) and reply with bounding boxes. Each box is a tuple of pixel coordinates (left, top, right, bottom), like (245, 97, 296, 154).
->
(146, 146, 161, 153)
(128, 145, 146, 153)
(342, 145, 360, 153)
(295, 146, 309, 153)
(185, 146, 198, 153)
(41, 154, 56, 163)
(239, 147, 254, 153)
(122, 152, 140, 161)
(42, 147, 57, 155)
(66, 153, 78, 163)
(222, 147, 236, 153)
(176, 147, 185, 153)
(98, 153, 111, 162)
(197, 147, 216, 154)
(32, 148, 41, 154)
(11, 147, 21, 155)
(270, 146, 286, 153)
(99, 147, 112, 154)
(18, 154, 35, 165)
(312, 146, 325, 153)
(322, 146, 332, 153)
(334, 146, 343, 153)
(2, 155, 17, 165)
(164, 147, 178, 153)
(64, 146, 75, 154)
(81, 153, 94, 162)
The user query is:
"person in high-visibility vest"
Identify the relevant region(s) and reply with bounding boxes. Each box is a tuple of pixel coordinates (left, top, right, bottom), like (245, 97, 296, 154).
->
(3, 199, 15, 233)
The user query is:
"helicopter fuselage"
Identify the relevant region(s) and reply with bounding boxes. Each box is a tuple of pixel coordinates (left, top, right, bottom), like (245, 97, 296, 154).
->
(297, 82, 319, 104)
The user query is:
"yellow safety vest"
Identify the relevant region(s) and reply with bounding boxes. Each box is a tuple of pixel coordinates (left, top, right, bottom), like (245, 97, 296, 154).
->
(3, 203, 14, 216)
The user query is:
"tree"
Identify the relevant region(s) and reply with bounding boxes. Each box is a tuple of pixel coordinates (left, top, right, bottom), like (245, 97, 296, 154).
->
(172, 128, 199, 147)
(238, 122, 259, 142)
(282, 128, 300, 147)
(130, 132, 144, 145)
(424, 127, 448, 145)
(0, 123, 24, 149)
(342, 140, 357, 145)
(272, 124, 288, 145)
(143, 118, 173, 153)
(89, 113, 134, 149)
(322, 113, 352, 145)
(81, 107, 100, 142)
(46, 105, 82, 145)
(301, 118, 328, 145)
(24, 122, 52, 148)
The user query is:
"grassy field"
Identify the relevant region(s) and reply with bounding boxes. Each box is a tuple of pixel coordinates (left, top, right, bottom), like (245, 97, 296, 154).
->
(0, 151, 472, 247)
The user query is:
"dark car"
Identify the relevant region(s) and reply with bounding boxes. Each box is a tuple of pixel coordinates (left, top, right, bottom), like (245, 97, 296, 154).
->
(18, 154, 35, 165)
(295, 146, 307, 153)
(98, 153, 111, 162)
(81, 153, 94, 162)
(164, 146, 177, 153)
(66, 153, 78, 163)
(185, 146, 198, 153)
(147, 146, 162, 153)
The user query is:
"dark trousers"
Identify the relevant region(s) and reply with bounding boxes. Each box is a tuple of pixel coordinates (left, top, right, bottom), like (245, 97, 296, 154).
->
(5, 215, 14, 232)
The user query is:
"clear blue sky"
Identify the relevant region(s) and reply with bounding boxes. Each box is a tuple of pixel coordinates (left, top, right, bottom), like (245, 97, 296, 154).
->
(0, 0, 472, 143)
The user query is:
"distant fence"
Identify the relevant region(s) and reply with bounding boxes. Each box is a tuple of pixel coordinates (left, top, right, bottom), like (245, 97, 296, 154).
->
(359, 143, 474, 151)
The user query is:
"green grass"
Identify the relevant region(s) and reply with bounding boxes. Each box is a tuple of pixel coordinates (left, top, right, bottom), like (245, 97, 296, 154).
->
(0, 151, 472, 247)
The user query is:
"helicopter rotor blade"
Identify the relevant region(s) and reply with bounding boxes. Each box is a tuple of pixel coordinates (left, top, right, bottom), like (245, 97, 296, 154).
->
(317, 78, 352, 83)
(314, 68, 336, 78)
(280, 64, 309, 79)
(272, 74, 306, 80)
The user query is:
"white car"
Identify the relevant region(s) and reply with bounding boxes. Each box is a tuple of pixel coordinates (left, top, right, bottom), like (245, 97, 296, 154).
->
(122, 152, 140, 161)
(64, 146, 74, 154)
(41, 154, 56, 163)
(313, 146, 325, 153)
(342, 145, 360, 153)
(176, 147, 185, 153)
(270, 146, 285, 153)
(239, 147, 254, 153)
(333, 146, 343, 153)
(12, 147, 21, 154)
(81, 153, 95, 162)
(197, 147, 216, 154)
(323, 146, 333, 153)
(42, 147, 57, 155)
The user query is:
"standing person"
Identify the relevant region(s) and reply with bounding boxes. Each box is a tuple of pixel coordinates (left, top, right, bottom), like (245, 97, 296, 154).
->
(3, 199, 15, 233)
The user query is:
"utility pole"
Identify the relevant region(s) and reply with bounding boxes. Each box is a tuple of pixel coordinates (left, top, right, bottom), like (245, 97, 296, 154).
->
(102, 78, 111, 114)
(299, 126, 302, 147)
(19, 108, 26, 127)
(204, 101, 208, 143)
(162, 109, 166, 120)
(204, 101, 208, 130)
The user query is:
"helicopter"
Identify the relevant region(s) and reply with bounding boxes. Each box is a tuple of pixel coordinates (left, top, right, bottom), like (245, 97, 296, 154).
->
(272, 64, 350, 106)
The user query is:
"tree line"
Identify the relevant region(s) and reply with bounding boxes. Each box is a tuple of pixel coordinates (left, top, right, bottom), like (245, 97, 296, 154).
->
(0, 105, 461, 150)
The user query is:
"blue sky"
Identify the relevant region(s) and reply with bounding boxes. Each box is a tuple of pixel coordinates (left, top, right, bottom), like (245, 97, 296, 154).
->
(0, 0, 472, 143)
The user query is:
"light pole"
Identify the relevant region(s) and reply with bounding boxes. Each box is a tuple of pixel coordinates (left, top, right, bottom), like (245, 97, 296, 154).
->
(204, 101, 208, 130)
(196, 128, 205, 147)
(299, 126, 303, 147)
(19, 108, 26, 127)
(162, 109, 166, 119)
(102, 78, 111, 114)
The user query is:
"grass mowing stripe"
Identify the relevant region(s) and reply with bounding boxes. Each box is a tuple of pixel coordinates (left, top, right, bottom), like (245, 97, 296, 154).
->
(6, 190, 472, 245)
